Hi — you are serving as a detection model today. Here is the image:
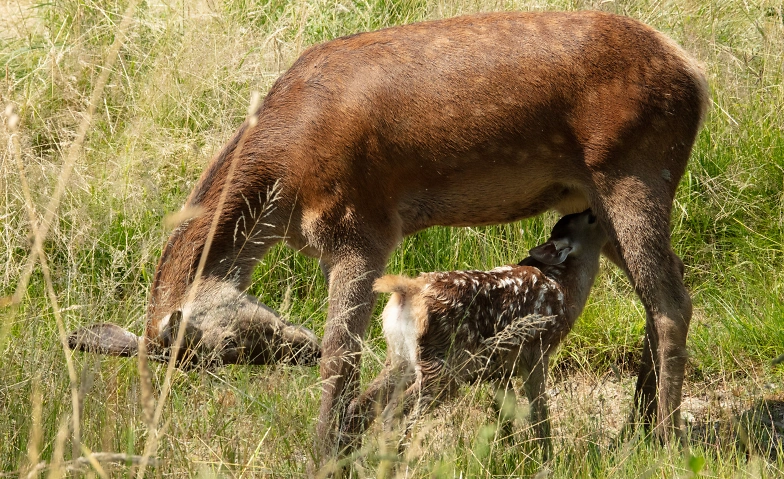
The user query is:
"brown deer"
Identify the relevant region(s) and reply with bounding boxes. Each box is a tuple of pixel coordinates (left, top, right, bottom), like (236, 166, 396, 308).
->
(341, 210, 608, 457)
(68, 10, 708, 463)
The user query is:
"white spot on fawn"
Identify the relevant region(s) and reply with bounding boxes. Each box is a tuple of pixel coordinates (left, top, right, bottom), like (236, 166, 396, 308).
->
(382, 294, 418, 369)
(491, 265, 513, 273)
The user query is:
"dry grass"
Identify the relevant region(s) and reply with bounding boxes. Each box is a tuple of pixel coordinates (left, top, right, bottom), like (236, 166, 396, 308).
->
(1, 0, 783, 477)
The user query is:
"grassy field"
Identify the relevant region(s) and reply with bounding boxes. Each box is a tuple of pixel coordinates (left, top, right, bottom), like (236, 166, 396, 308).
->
(1, 0, 783, 477)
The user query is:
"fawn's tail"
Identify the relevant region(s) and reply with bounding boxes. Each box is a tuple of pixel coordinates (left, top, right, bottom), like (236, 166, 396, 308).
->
(373, 274, 422, 299)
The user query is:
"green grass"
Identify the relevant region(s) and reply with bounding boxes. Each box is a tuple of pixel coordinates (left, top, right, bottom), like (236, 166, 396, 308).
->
(1, 0, 783, 477)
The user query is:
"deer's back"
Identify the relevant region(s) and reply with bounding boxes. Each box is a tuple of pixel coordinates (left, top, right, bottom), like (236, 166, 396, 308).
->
(262, 11, 707, 234)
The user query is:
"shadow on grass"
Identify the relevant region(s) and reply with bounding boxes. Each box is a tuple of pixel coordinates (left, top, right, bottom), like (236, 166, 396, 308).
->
(689, 397, 784, 461)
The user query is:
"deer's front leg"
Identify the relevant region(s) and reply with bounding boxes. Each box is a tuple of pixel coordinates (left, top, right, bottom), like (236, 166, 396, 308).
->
(315, 251, 387, 464)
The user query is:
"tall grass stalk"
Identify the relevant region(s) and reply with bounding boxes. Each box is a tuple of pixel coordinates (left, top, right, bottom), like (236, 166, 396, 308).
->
(1, 0, 782, 476)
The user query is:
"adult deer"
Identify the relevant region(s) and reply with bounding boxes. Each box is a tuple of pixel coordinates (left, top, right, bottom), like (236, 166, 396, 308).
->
(69, 10, 708, 464)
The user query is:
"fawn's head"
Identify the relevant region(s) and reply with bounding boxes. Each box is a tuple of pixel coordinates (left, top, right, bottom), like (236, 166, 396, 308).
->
(528, 210, 607, 265)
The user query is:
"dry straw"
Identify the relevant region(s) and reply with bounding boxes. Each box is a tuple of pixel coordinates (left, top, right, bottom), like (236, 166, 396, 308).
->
(135, 89, 265, 478)
(3, 0, 144, 475)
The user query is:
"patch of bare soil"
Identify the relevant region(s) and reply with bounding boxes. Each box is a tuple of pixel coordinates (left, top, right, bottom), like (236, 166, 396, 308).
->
(548, 372, 784, 459)
(682, 378, 784, 460)
(562, 373, 784, 459)
(392, 372, 784, 464)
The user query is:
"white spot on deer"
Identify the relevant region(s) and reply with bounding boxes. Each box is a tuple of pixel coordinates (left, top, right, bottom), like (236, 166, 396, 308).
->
(533, 289, 548, 311)
(159, 313, 171, 333)
(181, 302, 194, 322)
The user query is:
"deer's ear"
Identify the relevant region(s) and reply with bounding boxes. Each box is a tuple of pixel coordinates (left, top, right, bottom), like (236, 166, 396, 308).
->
(159, 310, 183, 348)
(68, 323, 140, 357)
(529, 241, 572, 265)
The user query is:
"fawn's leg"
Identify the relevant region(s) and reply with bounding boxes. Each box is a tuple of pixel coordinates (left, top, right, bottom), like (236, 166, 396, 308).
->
(523, 353, 553, 460)
(492, 383, 518, 442)
(341, 361, 414, 451)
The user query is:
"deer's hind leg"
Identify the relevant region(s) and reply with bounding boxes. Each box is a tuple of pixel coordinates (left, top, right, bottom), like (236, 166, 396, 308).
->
(491, 383, 518, 443)
(383, 361, 458, 451)
(590, 141, 693, 444)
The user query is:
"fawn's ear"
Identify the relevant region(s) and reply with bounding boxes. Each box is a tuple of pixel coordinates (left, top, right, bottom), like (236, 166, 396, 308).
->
(529, 240, 572, 265)
(68, 323, 140, 356)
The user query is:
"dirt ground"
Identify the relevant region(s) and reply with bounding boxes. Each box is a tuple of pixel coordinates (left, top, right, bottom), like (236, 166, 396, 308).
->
(395, 371, 784, 463)
(550, 372, 784, 459)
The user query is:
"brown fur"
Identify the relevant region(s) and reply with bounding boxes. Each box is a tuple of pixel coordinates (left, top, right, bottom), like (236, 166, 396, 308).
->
(373, 275, 423, 298)
(70, 11, 708, 463)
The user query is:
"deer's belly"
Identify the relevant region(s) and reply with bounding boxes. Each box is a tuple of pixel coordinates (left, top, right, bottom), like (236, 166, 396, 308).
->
(398, 181, 589, 232)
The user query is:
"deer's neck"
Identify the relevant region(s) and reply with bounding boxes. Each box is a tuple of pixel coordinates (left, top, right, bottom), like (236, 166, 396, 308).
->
(146, 122, 289, 329)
